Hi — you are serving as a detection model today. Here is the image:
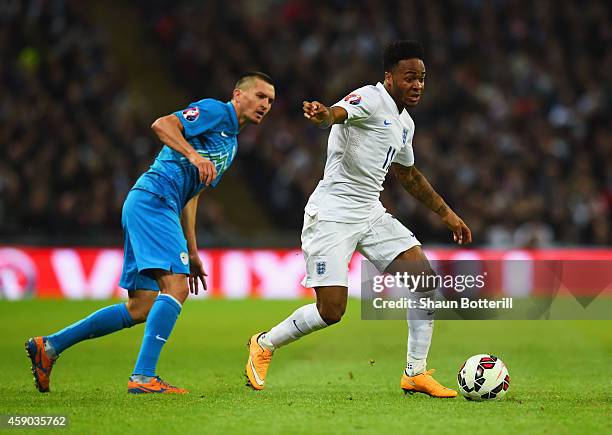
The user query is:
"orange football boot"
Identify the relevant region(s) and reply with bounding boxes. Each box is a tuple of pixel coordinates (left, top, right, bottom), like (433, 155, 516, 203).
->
(127, 376, 188, 394)
(25, 337, 56, 393)
(401, 369, 458, 398)
(245, 332, 273, 390)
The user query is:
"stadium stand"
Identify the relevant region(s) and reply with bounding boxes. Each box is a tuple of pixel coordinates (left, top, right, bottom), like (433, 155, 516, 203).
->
(2, 0, 610, 247)
(139, 0, 611, 247)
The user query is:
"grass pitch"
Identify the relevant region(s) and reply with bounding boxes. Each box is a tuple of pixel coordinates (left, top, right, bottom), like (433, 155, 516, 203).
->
(1, 299, 611, 434)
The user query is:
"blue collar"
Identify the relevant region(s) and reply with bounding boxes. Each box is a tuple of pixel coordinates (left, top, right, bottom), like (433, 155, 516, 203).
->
(226, 101, 239, 134)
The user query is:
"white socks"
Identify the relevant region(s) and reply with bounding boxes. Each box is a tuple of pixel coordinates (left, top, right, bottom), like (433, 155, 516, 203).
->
(258, 303, 328, 351)
(130, 374, 153, 383)
(405, 290, 435, 376)
(257, 296, 434, 377)
(406, 319, 433, 375)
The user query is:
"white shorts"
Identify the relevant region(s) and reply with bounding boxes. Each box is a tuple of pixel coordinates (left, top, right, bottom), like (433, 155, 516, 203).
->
(301, 211, 420, 288)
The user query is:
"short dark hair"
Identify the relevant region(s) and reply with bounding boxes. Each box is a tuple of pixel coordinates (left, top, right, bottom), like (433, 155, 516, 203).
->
(383, 40, 424, 72)
(235, 71, 274, 89)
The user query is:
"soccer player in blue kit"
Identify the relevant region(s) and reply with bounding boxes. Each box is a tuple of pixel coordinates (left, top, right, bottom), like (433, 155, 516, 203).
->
(26, 72, 275, 394)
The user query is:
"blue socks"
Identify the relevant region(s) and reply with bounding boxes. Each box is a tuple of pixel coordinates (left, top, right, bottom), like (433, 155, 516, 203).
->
(46, 303, 134, 356)
(44, 294, 182, 378)
(132, 294, 182, 377)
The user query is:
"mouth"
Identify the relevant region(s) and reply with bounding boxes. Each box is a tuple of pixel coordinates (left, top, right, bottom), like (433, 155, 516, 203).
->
(407, 94, 421, 104)
(254, 110, 265, 120)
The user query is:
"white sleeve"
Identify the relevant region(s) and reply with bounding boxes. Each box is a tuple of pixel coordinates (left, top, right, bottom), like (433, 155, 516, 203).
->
(331, 86, 381, 125)
(392, 128, 415, 166)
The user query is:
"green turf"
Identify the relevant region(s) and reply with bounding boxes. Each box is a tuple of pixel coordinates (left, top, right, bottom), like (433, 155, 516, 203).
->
(1, 299, 611, 434)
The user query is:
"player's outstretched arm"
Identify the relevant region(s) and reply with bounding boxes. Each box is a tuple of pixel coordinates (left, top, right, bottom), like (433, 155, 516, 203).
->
(180, 192, 207, 294)
(391, 163, 472, 245)
(151, 115, 217, 186)
(302, 101, 348, 129)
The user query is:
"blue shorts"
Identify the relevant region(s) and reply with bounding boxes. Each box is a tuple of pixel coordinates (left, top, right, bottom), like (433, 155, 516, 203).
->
(119, 189, 190, 291)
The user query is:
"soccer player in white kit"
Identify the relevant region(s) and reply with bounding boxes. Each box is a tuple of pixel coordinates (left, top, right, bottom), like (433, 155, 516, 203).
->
(246, 40, 472, 397)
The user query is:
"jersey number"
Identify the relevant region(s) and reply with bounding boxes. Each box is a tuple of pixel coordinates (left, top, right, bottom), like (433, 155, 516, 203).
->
(383, 146, 396, 169)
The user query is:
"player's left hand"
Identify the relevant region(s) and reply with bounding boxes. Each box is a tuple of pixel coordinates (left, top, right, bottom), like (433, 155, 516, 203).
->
(442, 212, 472, 245)
(188, 253, 208, 295)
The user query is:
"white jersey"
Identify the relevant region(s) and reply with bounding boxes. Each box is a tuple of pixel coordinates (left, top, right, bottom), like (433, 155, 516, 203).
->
(305, 82, 415, 223)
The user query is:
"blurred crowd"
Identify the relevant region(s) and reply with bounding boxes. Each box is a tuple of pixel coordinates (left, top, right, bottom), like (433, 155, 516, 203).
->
(1, 0, 610, 247)
(0, 0, 154, 241)
(141, 0, 612, 246)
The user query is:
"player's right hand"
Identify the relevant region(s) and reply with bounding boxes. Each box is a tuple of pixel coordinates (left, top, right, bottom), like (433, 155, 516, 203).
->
(189, 153, 217, 186)
(303, 101, 332, 128)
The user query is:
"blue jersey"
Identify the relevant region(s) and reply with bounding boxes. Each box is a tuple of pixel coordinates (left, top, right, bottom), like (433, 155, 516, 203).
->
(132, 98, 239, 212)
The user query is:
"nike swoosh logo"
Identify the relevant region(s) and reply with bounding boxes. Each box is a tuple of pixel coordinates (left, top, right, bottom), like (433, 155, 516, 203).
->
(405, 379, 417, 386)
(155, 335, 167, 342)
(220, 131, 229, 137)
(248, 357, 264, 386)
(135, 385, 166, 393)
(383, 120, 391, 125)
(293, 320, 305, 334)
(137, 386, 156, 392)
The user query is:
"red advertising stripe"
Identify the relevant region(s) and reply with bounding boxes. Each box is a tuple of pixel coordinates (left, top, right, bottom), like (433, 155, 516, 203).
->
(0, 247, 610, 300)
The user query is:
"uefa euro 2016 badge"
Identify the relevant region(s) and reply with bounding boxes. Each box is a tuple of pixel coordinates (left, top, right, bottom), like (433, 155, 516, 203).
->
(180, 252, 189, 266)
(402, 128, 408, 145)
(343, 93, 362, 105)
(316, 261, 327, 275)
(182, 107, 200, 122)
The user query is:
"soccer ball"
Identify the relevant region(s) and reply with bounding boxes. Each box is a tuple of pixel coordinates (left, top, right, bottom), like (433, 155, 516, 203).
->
(457, 354, 510, 401)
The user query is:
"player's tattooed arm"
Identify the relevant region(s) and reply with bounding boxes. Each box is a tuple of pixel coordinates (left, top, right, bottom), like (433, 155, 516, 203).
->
(303, 102, 347, 128)
(391, 163, 449, 215)
(151, 115, 217, 186)
(391, 163, 473, 244)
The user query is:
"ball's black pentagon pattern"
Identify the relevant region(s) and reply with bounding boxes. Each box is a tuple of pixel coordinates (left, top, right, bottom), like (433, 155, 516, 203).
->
(502, 374, 510, 391)
(474, 377, 486, 392)
(457, 372, 474, 393)
(490, 382, 504, 394)
(482, 372, 505, 399)
(458, 354, 508, 400)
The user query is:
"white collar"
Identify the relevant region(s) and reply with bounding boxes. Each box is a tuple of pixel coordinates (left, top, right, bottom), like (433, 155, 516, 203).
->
(376, 82, 404, 115)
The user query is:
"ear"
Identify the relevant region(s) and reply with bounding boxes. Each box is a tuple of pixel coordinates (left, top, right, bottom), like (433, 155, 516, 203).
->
(384, 71, 393, 87)
(232, 88, 242, 100)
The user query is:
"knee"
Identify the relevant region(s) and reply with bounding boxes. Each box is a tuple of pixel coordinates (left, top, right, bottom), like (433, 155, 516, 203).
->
(154, 272, 190, 304)
(411, 268, 438, 293)
(126, 300, 152, 324)
(317, 302, 346, 325)
(162, 285, 189, 305)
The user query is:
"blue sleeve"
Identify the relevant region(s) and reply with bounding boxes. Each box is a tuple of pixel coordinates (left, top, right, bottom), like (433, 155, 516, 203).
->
(173, 99, 224, 139)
